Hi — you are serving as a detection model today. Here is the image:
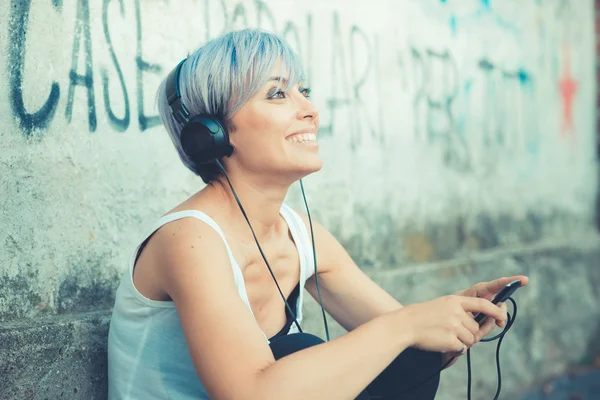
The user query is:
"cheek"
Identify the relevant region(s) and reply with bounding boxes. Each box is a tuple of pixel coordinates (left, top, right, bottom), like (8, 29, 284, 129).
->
(239, 102, 276, 131)
(230, 116, 276, 154)
(251, 111, 293, 143)
(231, 102, 297, 150)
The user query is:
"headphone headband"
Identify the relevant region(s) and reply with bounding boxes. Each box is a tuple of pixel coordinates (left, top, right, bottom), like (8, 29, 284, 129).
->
(166, 59, 191, 125)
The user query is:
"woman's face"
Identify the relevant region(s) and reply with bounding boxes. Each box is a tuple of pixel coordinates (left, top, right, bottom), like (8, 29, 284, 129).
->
(228, 61, 322, 182)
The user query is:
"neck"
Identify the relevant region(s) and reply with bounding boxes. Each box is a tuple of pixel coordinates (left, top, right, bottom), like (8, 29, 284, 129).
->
(208, 169, 292, 242)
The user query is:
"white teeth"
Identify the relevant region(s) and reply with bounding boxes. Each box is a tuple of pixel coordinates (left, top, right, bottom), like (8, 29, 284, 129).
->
(287, 133, 316, 144)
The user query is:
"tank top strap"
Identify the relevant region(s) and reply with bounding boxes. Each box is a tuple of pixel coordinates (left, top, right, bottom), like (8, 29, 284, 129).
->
(145, 210, 229, 243)
(279, 204, 316, 325)
(130, 210, 260, 325)
(133, 210, 235, 265)
(279, 204, 316, 283)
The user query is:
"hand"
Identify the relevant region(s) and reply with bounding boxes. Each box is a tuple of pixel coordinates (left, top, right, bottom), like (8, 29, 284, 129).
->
(441, 275, 529, 367)
(398, 295, 507, 354)
(455, 275, 528, 335)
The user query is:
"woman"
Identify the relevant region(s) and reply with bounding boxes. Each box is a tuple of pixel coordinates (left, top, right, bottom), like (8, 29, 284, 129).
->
(107, 29, 528, 399)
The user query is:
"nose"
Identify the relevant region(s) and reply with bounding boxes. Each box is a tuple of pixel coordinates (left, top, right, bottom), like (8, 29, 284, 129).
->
(296, 95, 319, 121)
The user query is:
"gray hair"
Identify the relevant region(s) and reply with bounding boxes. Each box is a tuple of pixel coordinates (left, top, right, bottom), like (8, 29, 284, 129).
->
(156, 28, 306, 183)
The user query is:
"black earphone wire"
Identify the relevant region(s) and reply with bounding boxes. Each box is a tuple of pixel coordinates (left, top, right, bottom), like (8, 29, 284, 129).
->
(370, 297, 517, 400)
(299, 179, 331, 342)
(204, 147, 515, 400)
(171, 55, 514, 393)
(468, 297, 517, 400)
(216, 160, 302, 333)
(167, 56, 332, 341)
(215, 161, 332, 341)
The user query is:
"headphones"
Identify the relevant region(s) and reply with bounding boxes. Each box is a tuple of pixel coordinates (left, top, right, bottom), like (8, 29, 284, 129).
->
(165, 59, 234, 165)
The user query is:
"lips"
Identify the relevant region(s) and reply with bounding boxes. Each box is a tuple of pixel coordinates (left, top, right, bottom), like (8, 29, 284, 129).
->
(286, 127, 316, 137)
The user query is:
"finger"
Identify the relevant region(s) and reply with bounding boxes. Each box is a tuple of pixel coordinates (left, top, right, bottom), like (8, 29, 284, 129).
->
(461, 312, 480, 337)
(456, 325, 476, 348)
(517, 275, 530, 286)
(496, 303, 508, 327)
(479, 315, 497, 338)
(469, 309, 497, 341)
(467, 280, 502, 301)
(485, 276, 529, 294)
(449, 338, 466, 354)
(461, 297, 507, 322)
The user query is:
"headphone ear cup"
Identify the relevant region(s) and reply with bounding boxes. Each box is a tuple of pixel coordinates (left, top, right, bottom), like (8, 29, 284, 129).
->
(180, 116, 234, 165)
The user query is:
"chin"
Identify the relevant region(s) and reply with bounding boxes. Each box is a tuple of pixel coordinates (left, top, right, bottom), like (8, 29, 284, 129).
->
(311, 159, 324, 173)
(296, 159, 323, 178)
(283, 157, 322, 181)
(303, 153, 323, 170)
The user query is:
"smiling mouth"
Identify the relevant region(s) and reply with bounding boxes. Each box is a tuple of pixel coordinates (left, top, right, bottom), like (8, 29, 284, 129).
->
(286, 133, 317, 144)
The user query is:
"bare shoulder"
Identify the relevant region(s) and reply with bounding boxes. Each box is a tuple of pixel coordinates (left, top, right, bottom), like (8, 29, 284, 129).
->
(151, 215, 229, 276)
(147, 215, 275, 399)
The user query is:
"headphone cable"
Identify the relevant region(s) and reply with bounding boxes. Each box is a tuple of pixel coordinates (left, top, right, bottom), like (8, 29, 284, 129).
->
(213, 160, 520, 398)
(299, 178, 331, 342)
(216, 160, 302, 333)
(468, 297, 517, 400)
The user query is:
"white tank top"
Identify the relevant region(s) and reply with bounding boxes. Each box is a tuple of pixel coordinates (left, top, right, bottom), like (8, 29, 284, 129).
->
(107, 204, 315, 400)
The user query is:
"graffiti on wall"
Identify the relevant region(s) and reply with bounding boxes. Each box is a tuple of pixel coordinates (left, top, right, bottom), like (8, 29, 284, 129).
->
(399, 40, 538, 169)
(558, 45, 578, 136)
(7, 0, 384, 149)
(409, 46, 467, 168)
(476, 59, 538, 155)
(5, 0, 580, 172)
(8, 0, 162, 134)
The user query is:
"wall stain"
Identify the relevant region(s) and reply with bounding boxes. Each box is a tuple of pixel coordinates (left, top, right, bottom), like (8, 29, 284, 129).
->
(403, 233, 434, 263)
(56, 262, 120, 314)
(0, 269, 43, 322)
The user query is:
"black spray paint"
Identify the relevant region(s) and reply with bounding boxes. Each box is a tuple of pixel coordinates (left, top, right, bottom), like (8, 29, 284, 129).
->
(102, 0, 130, 132)
(66, 0, 97, 132)
(134, 0, 162, 131)
(8, 0, 61, 135)
(6, 0, 538, 168)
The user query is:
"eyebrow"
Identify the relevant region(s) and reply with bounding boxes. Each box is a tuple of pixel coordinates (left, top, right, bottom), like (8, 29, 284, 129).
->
(267, 76, 310, 89)
(269, 76, 289, 84)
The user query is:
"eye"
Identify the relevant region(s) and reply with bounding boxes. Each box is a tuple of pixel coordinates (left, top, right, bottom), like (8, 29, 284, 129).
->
(271, 90, 286, 99)
(300, 87, 312, 98)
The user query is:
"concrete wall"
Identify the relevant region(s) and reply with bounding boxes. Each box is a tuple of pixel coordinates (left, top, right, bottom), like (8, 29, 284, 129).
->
(1, 0, 598, 399)
(595, 0, 600, 232)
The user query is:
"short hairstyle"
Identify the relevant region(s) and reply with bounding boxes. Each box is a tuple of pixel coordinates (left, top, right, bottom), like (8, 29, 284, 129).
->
(157, 29, 306, 184)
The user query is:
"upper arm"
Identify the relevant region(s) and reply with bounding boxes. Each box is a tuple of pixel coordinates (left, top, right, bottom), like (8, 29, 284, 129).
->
(295, 210, 403, 332)
(151, 218, 273, 400)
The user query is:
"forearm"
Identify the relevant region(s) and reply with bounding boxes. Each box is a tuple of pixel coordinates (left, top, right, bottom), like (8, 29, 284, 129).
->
(251, 312, 413, 400)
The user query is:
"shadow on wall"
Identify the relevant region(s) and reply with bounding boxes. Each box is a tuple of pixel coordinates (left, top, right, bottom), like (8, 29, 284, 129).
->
(582, 320, 600, 366)
(597, 162, 600, 232)
(597, 119, 600, 231)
